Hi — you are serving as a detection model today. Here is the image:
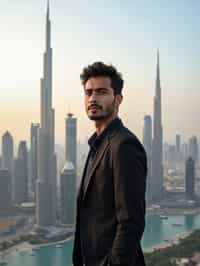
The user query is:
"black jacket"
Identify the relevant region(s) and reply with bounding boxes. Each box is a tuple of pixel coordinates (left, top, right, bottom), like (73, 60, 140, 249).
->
(72, 118, 147, 266)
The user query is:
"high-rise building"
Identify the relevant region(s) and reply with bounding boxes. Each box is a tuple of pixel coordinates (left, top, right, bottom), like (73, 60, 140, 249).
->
(175, 134, 181, 162)
(65, 113, 77, 171)
(30, 123, 40, 195)
(151, 50, 164, 202)
(1, 131, 14, 200)
(0, 169, 12, 212)
(185, 157, 195, 200)
(14, 141, 28, 204)
(1, 131, 14, 174)
(189, 136, 198, 165)
(60, 162, 76, 225)
(36, 2, 57, 227)
(168, 145, 176, 168)
(142, 115, 152, 204)
(182, 143, 188, 162)
(163, 142, 169, 164)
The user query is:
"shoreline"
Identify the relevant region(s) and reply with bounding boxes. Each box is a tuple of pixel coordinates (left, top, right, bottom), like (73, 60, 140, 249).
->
(4, 230, 194, 257)
(146, 207, 200, 216)
(144, 230, 193, 253)
(1, 235, 74, 258)
(2, 209, 200, 258)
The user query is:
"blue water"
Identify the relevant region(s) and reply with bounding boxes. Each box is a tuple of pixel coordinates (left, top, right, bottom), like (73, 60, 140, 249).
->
(6, 213, 200, 266)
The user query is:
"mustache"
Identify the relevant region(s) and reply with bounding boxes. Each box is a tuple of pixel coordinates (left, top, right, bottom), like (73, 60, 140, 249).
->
(88, 104, 102, 110)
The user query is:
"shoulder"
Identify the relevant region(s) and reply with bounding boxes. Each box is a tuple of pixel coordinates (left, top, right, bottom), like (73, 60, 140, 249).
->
(110, 125, 145, 154)
(110, 126, 147, 173)
(109, 124, 147, 169)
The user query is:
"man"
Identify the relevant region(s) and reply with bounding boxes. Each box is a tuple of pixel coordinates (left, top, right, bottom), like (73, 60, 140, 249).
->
(72, 62, 147, 266)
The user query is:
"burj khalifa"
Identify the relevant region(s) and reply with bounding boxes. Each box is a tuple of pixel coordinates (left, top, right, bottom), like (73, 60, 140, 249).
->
(36, 1, 57, 227)
(151, 50, 163, 202)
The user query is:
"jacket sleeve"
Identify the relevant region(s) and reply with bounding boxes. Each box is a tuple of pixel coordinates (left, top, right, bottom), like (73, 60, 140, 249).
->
(109, 137, 147, 265)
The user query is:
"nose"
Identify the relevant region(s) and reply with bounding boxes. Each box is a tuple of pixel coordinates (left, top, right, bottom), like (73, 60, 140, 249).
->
(88, 91, 98, 103)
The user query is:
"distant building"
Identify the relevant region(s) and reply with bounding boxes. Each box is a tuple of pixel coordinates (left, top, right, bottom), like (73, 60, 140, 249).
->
(14, 141, 28, 204)
(175, 134, 181, 162)
(1, 131, 14, 174)
(151, 50, 164, 202)
(189, 136, 198, 165)
(0, 169, 12, 212)
(36, 3, 57, 227)
(65, 113, 77, 171)
(142, 115, 152, 204)
(182, 143, 188, 162)
(30, 123, 40, 195)
(168, 145, 176, 167)
(185, 157, 195, 200)
(60, 162, 76, 225)
(1, 131, 14, 200)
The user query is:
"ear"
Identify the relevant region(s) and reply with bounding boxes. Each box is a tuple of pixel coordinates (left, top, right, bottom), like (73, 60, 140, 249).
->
(115, 94, 123, 106)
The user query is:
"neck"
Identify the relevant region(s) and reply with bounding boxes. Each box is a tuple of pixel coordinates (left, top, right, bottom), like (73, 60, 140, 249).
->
(94, 114, 118, 135)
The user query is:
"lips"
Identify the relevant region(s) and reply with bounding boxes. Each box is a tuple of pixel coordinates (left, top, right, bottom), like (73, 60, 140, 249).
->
(88, 105, 101, 110)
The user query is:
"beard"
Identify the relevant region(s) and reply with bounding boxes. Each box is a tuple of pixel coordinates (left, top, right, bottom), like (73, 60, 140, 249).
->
(87, 98, 116, 121)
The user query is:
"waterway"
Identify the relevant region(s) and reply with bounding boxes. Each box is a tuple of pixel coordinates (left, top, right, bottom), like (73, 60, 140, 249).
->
(6, 213, 200, 266)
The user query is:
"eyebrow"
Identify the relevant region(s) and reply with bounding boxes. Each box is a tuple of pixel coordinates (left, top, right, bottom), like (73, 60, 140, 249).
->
(84, 87, 110, 92)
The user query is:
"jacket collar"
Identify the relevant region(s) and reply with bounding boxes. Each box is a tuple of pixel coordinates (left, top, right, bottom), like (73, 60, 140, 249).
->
(78, 117, 123, 202)
(88, 117, 121, 152)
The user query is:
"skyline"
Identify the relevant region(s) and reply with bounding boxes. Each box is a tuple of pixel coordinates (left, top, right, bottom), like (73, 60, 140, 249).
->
(0, 1, 199, 146)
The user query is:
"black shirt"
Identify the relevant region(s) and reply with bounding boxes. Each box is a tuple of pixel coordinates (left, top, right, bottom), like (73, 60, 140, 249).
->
(82, 117, 120, 194)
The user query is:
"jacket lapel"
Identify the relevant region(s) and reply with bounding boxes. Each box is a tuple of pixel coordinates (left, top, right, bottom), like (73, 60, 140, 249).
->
(77, 151, 90, 202)
(82, 138, 109, 201)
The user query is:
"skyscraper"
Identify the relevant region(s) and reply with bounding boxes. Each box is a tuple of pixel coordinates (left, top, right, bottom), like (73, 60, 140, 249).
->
(30, 123, 40, 195)
(1, 131, 14, 201)
(36, 2, 57, 227)
(189, 136, 198, 165)
(176, 134, 181, 162)
(151, 50, 163, 202)
(0, 169, 12, 213)
(14, 141, 28, 204)
(65, 113, 77, 171)
(142, 115, 152, 204)
(60, 162, 76, 225)
(185, 157, 195, 200)
(1, 131, 14, 173)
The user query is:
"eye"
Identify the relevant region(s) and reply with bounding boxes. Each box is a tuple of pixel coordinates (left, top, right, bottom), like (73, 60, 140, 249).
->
(97, 89, 108, 95)
(84, 90, 92, 96)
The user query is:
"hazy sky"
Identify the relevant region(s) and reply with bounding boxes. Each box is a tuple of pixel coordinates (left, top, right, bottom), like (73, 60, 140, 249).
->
(0, 0, 199, 149)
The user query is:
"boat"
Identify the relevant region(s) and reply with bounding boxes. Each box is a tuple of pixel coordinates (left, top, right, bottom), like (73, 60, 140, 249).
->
(56, 244, 63, 248)
(160, 215, 168, 219)
(172, 223, 183, 227)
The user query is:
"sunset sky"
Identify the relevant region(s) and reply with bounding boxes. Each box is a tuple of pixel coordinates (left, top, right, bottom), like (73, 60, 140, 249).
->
(0, 0, 199, 149)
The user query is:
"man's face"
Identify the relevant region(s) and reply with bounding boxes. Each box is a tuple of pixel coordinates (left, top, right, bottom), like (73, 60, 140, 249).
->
(84, 76, 121, 121)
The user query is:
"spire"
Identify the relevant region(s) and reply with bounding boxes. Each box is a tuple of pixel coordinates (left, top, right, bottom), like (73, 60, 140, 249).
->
(157, 49, 160, 80)
(46, 0, 51, 50)
(156, 49, 161, 98)
(47, 0, 49, 19)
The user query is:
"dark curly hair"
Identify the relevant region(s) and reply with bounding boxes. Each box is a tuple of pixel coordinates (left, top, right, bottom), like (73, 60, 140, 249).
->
(80, 62, 124, 95)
